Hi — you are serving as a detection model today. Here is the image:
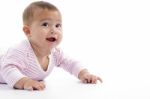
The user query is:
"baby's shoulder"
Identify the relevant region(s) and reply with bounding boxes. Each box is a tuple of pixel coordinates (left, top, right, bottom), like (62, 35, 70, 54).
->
(5, 40, 29, 57)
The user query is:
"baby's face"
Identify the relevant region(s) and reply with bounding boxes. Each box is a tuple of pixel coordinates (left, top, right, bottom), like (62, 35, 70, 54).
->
(26, 8, 62, 49)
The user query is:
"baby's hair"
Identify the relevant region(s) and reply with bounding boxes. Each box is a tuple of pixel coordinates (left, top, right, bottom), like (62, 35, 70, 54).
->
(23, 1, 59, 25)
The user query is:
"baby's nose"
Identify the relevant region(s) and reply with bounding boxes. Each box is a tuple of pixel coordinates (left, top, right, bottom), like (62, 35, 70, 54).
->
(50, 29, 54, 34)
(50, 27, 55, 34)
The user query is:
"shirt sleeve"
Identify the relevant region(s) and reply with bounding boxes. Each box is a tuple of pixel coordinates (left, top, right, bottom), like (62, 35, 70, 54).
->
(0, 49, 27, 88)
(53, 48, 85, 78)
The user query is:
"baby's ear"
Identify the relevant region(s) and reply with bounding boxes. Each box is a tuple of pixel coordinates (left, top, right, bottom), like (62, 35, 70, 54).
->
(23, 25, 30, 36)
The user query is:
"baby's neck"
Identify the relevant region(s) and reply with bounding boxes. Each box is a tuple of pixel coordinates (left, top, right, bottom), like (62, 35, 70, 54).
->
(30, 43, 51, 59)
(34, 48, 50, 59)
(34, 49, 49, 71)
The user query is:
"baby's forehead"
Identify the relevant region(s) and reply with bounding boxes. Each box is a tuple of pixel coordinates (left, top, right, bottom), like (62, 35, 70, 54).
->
(32, 8, 62, 22)
(33, 8, 58, 15)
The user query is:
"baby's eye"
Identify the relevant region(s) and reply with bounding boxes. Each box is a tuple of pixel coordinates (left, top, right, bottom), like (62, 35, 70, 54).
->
(42, 22, 49, 27)
(55, 23, 62, 28)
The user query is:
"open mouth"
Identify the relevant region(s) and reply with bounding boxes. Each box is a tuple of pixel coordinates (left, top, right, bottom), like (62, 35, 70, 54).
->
(46, 37, 57, 42)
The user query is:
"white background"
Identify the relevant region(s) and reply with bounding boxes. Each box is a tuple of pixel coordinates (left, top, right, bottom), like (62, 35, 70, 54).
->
(0, 0, 150, 99)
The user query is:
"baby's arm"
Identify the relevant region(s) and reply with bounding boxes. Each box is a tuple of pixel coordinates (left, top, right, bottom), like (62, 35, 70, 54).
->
(54, 48, 103, 84)
(14, 77, 45, 90)
(0, 47, 45, 90)
(78, 69, 103, 84)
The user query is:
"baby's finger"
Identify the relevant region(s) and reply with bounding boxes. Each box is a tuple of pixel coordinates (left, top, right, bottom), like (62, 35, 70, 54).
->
(39, 82, 46, 89)
(97, 77, 103, 83)
(86, 75, 94, 83)
(83, 79, 88, 83)
(91, 76, 97, 84)
(87, 76, 92, 83)
(33, 84, 43, 90)
(38, 83, 45, 90)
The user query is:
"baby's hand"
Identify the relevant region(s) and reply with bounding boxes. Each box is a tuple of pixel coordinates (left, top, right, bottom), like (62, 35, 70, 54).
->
(78, 69, 103, 84)
(14, 77, 45, 91)
(23, 78, 45, 91)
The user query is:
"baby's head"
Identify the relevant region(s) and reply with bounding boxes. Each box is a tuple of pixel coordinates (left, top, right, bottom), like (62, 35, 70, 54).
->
(23, 1, 62, 49)
(23, 1, 59, 25)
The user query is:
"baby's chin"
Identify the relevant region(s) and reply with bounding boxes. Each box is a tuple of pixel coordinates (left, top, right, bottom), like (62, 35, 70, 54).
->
(46, 39, 61, 48)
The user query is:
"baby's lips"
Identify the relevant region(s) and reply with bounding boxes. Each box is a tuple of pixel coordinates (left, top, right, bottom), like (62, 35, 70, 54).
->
(46, 37, 57, 42)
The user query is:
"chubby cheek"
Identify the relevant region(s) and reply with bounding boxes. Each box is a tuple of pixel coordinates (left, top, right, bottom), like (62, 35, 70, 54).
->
(57, 33, 63, 44)
(36, 33, 46, 41)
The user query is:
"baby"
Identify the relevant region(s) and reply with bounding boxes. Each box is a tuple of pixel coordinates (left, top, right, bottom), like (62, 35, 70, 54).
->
(0, 1, 102, 91)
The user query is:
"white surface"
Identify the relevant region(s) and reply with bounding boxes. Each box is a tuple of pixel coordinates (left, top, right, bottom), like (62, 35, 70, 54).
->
(0, 0, 150, 99)
(0, 67, 150, 99)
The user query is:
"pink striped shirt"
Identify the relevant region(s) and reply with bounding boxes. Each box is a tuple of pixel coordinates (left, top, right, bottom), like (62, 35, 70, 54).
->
(0, 40, 84, 88)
